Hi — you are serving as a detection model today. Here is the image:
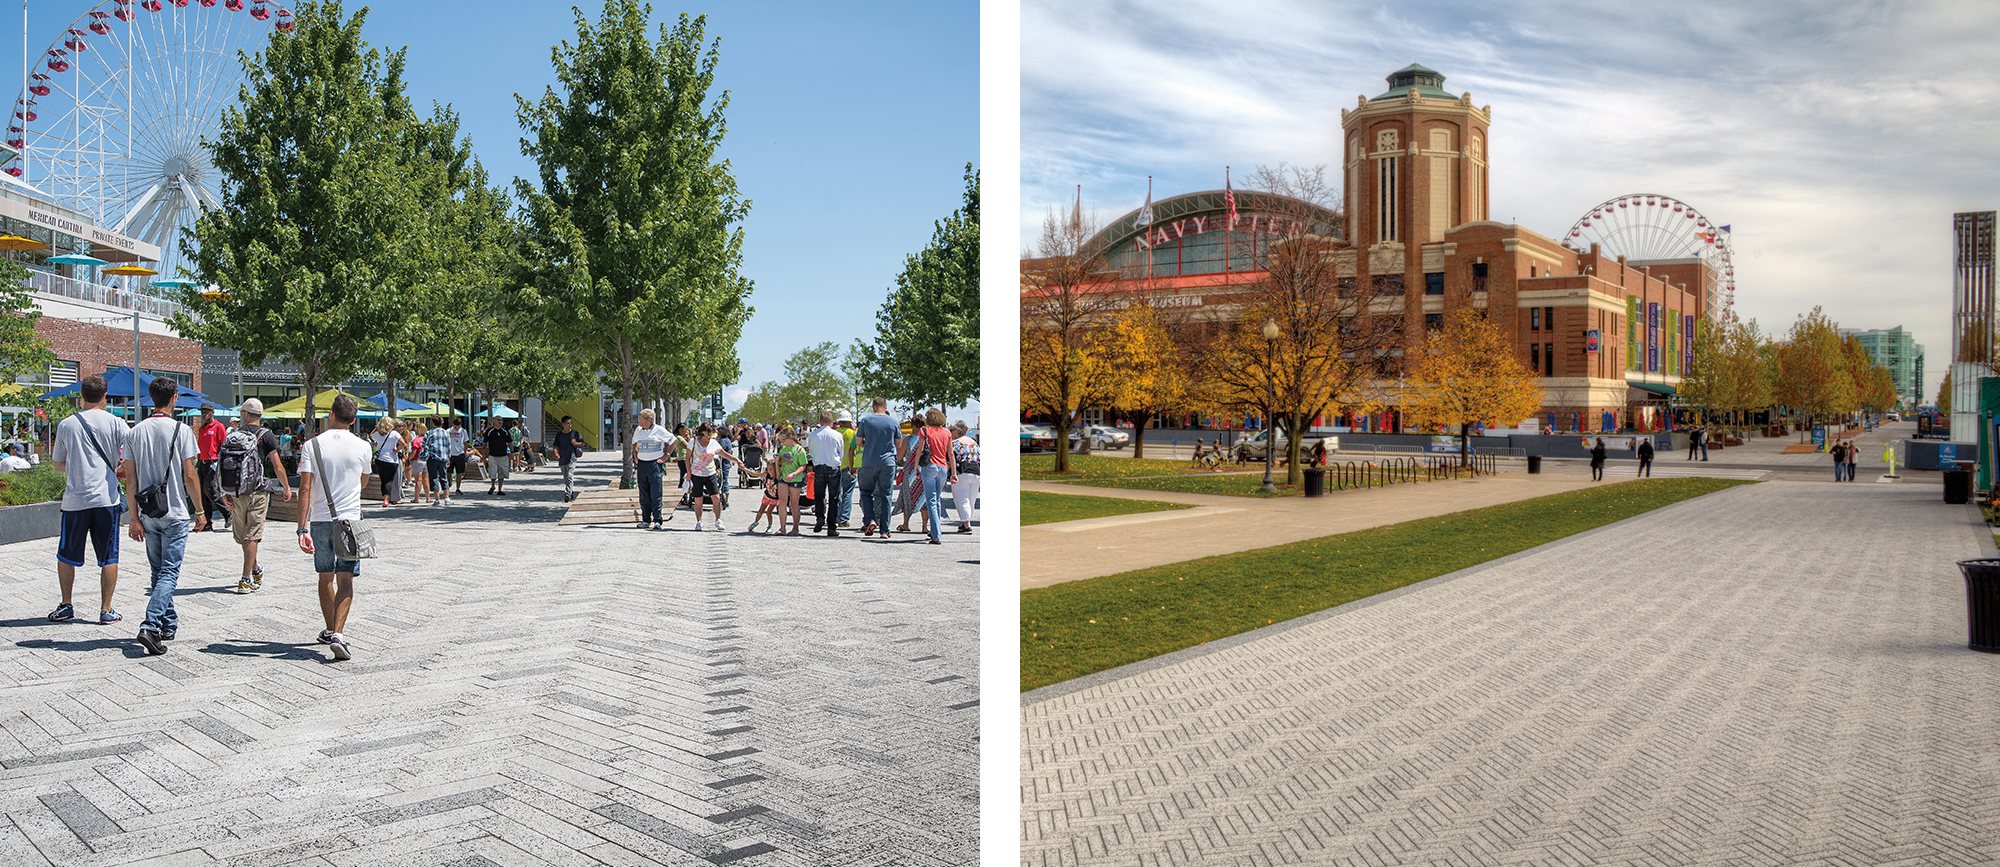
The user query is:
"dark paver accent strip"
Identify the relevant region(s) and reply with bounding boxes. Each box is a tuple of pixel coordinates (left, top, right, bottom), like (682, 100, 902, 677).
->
(40, 791, 121, 841)
(834, 746, 901, 766)
(892, 637, 925, 644)
(703, 748, 759, 761)
(705, 659, 742, 667)
(701, 634, 739, 642)
(706, 805, 770, 823)
(926, 675, 964, 684)
(712, 842, 779, 864)
(706, 689, 749, 698)
(707, 624, 736, 631)
(482, 665, 570, 680)
(319, 730, 440, 757)
(705, 672, 746, 682)
(185, 714, 254, 748)
(752, 809, 826, 841)
(706, 774, 765, 790)
(702, 706, 750, 715)
(706, 726, 753, 737)
(1, 742, 148, 769)
(948, 699, 980, 710)
(547, 692, 637, 718)
(142, 659, 196, 681)
(359, 787, 504, 826)
(596, 802, 775, 864)
(707, 646, 744, 654)
(444, 857, 503, 867)
(881, 623, 909, 628)
(908, 655, 941, 662)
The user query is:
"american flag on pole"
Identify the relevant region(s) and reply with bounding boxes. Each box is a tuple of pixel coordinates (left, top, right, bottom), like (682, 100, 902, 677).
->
(1225, 166, 1237, 224)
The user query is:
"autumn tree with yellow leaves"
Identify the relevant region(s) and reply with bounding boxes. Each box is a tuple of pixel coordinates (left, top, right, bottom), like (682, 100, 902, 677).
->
(1405, 308, 1544, 465)
(1100, 303, 1193, 459)
(1021, 208, 1120, 473)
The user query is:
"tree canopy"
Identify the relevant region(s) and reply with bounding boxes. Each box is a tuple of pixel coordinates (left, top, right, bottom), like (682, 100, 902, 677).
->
(853, 164, 979, 411)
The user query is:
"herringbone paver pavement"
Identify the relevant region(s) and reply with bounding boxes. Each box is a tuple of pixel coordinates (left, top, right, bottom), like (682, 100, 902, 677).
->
(0, 452, 978, 866)
(1020, 481, 2000, 866)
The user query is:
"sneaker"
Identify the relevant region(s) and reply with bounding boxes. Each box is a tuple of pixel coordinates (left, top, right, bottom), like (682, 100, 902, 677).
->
(928, 538, 942, 545)
(638, 521, 649, 530)
(328, 633, 351, 661)
(136, 629, 167, 655)
(98, 609, 122, 624)
(863, 523, 876, 537)
(653, 522, 664, 530)
(251, 568, 264, 592)
(236, 579, 255, 594)
(713, 521, 725, 533)
(48, 602, 74, 622)
(497, 490, 508, 496)
(317, 629, 335, 645)
(693, 522, 704, 532)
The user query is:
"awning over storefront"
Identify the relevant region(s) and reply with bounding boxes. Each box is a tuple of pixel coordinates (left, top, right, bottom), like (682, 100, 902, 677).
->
(1627, 380, 1677, 400)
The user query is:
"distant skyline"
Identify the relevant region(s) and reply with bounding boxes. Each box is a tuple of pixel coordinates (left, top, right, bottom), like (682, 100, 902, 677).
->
(1022, 0, 2000, 403)
(8, 1, 978, 418)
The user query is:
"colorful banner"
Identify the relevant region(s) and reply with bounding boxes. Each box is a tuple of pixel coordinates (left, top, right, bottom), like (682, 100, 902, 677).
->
(1685, 314, 1697, 374)
(1647, 302, 1660, 372)
(1626, 296, 1640, 371)
(1667, 314, 1679, 376)
(1585, 329, 1600, 354)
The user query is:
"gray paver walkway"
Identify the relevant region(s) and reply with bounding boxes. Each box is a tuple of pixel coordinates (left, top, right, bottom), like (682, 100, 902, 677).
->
(0, 452, 978, 866)
(1020, 481, 2000, 866)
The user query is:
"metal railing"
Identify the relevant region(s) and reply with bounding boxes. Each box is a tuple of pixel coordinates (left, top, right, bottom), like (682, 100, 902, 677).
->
(21, 269, 183, 319)
(1322, 453, 1499, 490)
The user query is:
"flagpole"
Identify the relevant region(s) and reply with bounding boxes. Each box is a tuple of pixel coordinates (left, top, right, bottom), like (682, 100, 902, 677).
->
(1225, 167, 1232, 274)
(1144, 176, 1153, 280)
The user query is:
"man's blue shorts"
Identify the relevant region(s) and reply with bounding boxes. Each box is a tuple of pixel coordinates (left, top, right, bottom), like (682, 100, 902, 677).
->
(57, 506, 122, 568)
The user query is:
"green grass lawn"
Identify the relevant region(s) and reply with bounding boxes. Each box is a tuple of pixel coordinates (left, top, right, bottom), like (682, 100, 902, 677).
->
(1022, 491, 1197, 526)
(1022, 453, 1213, 480)
(1021, 477, 1753, 691)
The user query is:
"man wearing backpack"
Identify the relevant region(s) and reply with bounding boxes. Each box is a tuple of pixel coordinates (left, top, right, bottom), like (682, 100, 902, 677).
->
(219, 399, 294, 594)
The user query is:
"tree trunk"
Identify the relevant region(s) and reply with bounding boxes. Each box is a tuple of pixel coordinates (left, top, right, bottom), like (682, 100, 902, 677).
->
(446, 375, 456, 423)
(1051, 416, 1072, 473)
(1285, 411, 1304, 486)
(385, 360, 399, 421)
(302, 361, 320, 440)
(1129, 411, 1153, 459)
(1460, 422, 1471, 467)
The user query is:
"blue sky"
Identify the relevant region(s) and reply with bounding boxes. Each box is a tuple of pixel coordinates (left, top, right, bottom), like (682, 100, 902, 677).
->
(7, 0, 978, 418)
(1022, 0, 2000, 403)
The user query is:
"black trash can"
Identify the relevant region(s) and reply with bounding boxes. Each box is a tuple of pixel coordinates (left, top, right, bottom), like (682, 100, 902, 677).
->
(1954, 559, 2000, 653)
(1944, 467, 1973, 504)
(1526, 455, 1542, 474)
(1303, 467, 1326, 498)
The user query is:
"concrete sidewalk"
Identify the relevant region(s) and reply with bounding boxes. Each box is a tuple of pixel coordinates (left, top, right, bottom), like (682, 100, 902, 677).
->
(1021, 481, 2000, 865)
(0, 451, 979, 866)
(1023, 473, 1602, 589)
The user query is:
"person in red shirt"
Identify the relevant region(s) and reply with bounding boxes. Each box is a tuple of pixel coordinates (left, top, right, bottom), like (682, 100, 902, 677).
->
(194, 403, 230, 531)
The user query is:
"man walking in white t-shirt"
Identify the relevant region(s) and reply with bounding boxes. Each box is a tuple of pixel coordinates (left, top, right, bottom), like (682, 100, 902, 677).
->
(50, 374, 134, 626)
(296, 394, 372, 662)
(127, 376, 208, 655)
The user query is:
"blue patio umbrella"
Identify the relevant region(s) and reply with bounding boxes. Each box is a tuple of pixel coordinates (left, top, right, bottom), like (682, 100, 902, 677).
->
(38, 366, 219, 409)
(149, 278, 200, 290)
(364, 392, 433, 413)
(45, 253, 108, 267)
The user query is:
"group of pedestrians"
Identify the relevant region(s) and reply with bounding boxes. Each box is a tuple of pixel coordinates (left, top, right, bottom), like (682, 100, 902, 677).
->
(45, 376, 370, 661)
(619, 399, 979, 543)
(1830, 439, 1862, 482)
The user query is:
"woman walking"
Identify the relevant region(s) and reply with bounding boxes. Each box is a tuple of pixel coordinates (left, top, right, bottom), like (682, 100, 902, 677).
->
(1635, 436, 1654, 478)
(949, 421, 980, 534)
(1589, 437, 1607, 482)
(370, 417, 405, 508)
(915, 410, 957, 545)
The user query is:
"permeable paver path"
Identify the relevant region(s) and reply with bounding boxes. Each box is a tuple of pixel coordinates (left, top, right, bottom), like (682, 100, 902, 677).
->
(0, 451, 979, 867)
(1021, 480, 2000, 866)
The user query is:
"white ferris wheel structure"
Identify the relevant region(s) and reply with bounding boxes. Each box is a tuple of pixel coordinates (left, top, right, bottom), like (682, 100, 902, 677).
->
(8, 0, 293, 281)
(1561, 193, 1736, 315)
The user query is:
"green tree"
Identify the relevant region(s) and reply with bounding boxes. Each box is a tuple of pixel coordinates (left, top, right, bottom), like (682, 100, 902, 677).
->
(176, 0, 427, 436)
(515, 4, 753, 487)
(1774, 307, 1852, 433)
(853, 164, 979, 411)
(0, 258, 53, 386)
(777, 342, 854, 422)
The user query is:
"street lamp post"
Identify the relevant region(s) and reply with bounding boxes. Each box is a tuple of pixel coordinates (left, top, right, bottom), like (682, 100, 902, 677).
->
(1261, 320, 1279, 493)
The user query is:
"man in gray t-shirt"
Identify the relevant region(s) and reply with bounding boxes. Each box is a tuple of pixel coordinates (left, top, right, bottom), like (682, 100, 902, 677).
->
(126, 376, 207, 655)
(48, 374, 135, 625)
(854, 398, 902, 538)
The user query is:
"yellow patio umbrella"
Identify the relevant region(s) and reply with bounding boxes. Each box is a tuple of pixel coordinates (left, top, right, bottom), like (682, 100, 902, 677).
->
(259, 389, 384, 420)
(0, 234, 46, 251)
(102, 264, 160, 277)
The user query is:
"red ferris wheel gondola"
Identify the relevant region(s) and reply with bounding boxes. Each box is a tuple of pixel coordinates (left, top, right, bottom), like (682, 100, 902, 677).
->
(142, 0, 164, 11)
(115, 5, 135, 22)
(225, 0, 243, 10)
(250, 2, 271, 20)
(5, 168, 21, 178)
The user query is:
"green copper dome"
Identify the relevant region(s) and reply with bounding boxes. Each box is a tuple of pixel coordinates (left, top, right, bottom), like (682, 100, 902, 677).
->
(1371, 63, 1454, 101)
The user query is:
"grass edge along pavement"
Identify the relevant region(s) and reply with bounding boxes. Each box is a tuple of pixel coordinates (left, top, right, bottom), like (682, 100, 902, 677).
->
(1022, 490, 1197, 526)
(1021, 477, 1755, 691)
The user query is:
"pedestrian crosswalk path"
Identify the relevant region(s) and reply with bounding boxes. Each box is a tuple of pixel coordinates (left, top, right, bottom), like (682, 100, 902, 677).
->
(1605, 464, 1770, 480)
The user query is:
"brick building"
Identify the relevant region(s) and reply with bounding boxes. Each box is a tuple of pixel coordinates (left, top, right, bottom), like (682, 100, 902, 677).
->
(1029, 63, 1714, 433)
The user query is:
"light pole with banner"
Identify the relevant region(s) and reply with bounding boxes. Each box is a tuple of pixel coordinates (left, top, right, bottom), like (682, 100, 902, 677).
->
(1261, 319, 1279, 493)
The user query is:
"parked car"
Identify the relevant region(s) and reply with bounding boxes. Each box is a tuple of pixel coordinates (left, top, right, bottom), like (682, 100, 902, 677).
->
(1020, 424, 1056, 452)
(1231, 429, 1333, 461)
(1084, 425, 1130, 449)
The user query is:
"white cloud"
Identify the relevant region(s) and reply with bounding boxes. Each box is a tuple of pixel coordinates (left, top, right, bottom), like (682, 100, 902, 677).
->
(1023, 0, 2000, 399)
(726, 387, 752, 408)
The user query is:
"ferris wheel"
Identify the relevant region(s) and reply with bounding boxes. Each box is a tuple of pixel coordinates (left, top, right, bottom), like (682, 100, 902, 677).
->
(1561, 193, 1736, 309)
(7, 0, 294, 280)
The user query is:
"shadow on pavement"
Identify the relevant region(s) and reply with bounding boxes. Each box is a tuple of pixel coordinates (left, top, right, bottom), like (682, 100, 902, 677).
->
(195, 639, 323, 661)
(16, 637, 147, 656)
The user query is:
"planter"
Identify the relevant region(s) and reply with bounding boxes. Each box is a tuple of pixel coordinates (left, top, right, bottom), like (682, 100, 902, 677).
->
(0, 500, 64, 546)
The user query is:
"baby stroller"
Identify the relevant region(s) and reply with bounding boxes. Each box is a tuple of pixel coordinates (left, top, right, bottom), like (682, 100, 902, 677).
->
(737, 444, 765, 487)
